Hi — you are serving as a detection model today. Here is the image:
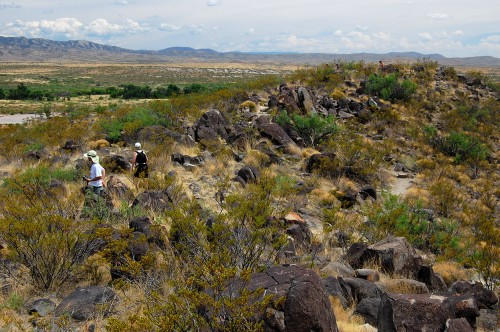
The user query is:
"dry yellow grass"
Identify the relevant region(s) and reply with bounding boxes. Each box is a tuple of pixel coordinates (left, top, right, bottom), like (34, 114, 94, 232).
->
(330, 296, 369, 332)
(433, 261, 470, 287)
(88, 139, 110, 150)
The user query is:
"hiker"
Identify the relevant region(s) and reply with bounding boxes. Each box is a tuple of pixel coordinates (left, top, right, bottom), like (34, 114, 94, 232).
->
(83, 150, 106, 195)
(132, 142, 148, 178)
(379, 60, 384, 70)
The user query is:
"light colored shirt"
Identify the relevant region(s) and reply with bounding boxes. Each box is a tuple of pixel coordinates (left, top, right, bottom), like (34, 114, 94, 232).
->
(89, 163, 105, 187)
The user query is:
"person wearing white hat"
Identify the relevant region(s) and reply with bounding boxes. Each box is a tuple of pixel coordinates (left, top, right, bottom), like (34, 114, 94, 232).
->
(83, 150, 106, 195)
(132, 142, 148, 178)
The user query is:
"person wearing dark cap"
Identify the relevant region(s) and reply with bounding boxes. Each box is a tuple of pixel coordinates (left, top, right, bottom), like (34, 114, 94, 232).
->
(83, 150, 106, 195)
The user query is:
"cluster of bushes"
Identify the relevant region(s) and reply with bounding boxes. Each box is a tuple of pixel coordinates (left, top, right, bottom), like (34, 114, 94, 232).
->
(0, 82, 229, 101)
(365, 73, 417, 102)
(275, 110, 339, 147)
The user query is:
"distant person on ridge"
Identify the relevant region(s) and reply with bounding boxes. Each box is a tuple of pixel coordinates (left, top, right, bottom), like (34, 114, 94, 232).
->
(379, 60, 384, 70)
(132, 142, 149, 178)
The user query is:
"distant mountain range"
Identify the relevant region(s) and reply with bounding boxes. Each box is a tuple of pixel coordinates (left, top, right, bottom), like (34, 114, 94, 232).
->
(1, 36, 499, 67)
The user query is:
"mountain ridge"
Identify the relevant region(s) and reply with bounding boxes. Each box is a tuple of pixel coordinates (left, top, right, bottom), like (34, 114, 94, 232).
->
(1, 36, 499, 67)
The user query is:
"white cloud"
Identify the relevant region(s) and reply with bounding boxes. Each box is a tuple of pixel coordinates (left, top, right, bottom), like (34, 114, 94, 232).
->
(85, 18, 147, 37)
(427, 13, 449, 20)
(159, 23, 181, 31)
(113, 0, 129, 5)
(0, 2, 20, 9)
(207, 0, 219, 6)
(245, 28, 255, 35)
(189, 24, 204, 34)
(4, 18, 84, 39)
(419, 32, 433, 41)
(480, 35, 500, 43)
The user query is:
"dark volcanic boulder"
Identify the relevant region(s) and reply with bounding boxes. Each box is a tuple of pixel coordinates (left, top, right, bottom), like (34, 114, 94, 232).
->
(254, 116, 297, 149)
(306, 153, 336, 174)
(101, 155, 132, 173)
(339, 277, 383, 305)
(443, 294, 480, 327)
(377, 293, 454, 332)
(449, 281, 499, 308)
(244, 265, 338, 331)
(29, 299, 56, 317)
(355, 297, 381, 326)
(131, 187, 184, 212)
(445, 318, 474, 332)
(194, 109, 234, 142)
(322, 276, 349, 308)
(343, 242, 369, 269)
(129, 216, 167, 249)
(236, 166, 260, 185)
(106, 175, 134, 201)
(417, 265, 447, 292)
(364, 236, 422, 278)
(54, 286, 118, 321)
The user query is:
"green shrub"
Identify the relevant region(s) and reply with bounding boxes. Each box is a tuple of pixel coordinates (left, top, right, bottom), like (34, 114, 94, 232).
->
(363, 192, 462, 255)
(0, 184, 98, 290)
(275, 110, 338, 147)
(100, 106, 171, 142)
(366, 73, 417, 102)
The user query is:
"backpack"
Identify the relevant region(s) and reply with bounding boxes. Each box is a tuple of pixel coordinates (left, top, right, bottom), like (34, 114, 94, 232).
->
(136, 150, 147, 164)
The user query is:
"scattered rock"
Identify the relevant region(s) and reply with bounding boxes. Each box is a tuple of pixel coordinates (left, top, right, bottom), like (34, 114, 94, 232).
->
(355, 269, 380, 282)
(236, 165, 260, 185)
(101, 155, 132, 173)
(321, 262, 356, 278)
(29, 299, 56, 317)
(355, 297, 381, 326)
(445, 318, 474, 332)
(54, 286, 118, 321)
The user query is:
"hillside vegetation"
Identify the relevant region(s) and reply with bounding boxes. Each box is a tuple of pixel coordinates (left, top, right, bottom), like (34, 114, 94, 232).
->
(0, 59, 498, 331)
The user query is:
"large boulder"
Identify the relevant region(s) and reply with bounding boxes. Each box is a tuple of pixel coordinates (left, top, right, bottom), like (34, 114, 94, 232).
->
(445, 318, 474, 332)
(348, 236, 423, 278)
(377, 293, 454, 332)
(417, 265, 447, 292)
(297, 86, 315, 114)
(129, 216, 167, 250)
(194, 109, 234, 142)
(355, 297, 381, 327)
(106, 175, 134, 201)
(101, 155, 132, 173)
(244, 265, 338, 331)
(131, 186, 184, 212)
(236, 165, 260, 185)
(339, 277, 384, 305)
(54, 286, 118, 321)
(449, 281, 499, 309)
(254, 116, 298, 149)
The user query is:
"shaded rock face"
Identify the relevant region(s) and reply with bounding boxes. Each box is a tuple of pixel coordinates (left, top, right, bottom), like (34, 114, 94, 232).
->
(131, 187, 181, 212)
(346, 236, 423, 278)
(106, 175, 134, 201)
(339, 277, 384, 305)
(377, 293, 454, 332)
(449, 281, 499, 308)
(254, 116, 297, 149)
(244, 265, 338, 332)
(54, 286, 118, 321)
(129, 216, 167, 250)
(236, 165, 260, 185)
(355, 297, 381, 327)
(29, 299, 56, 317)
(101, 155, 132, 173)
(445, 318, 474, 332)
(417, 265, 447, 292)
(194, 109, 234, 142)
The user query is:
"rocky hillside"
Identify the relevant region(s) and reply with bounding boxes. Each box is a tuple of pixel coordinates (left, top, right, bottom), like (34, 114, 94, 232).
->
(0, 60, 498, 331)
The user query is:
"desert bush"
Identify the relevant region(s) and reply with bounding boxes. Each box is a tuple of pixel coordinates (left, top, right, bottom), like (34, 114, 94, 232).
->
(275, 110, 338, 147)
(365, 73, 417, 102)
(100, 106, 171, 142)
(0, 182, 98, 290)
(362, 192, 462, 255)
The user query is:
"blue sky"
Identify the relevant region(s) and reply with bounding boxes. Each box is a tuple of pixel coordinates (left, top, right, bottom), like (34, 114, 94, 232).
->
(1, 0, 499, 57)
